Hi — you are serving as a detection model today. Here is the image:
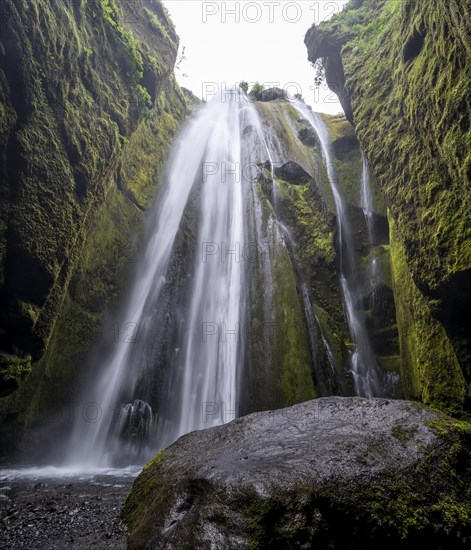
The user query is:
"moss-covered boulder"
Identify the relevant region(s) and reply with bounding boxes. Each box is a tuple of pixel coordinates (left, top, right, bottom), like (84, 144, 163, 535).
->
(123, 397, 471, 549)
(305, 0, 471, 413)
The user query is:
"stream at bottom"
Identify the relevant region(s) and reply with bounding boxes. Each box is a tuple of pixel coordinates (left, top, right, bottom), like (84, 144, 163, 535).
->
(0, 466, 140, 549)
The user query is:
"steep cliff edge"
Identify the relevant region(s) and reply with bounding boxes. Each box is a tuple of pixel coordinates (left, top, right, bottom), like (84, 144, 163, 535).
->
(0, 0, 186, 447)
(305, 0, 471, 413)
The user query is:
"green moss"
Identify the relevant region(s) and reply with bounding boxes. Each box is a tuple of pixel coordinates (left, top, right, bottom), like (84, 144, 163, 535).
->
(370, 416, 471, 538)
(368, 482, 431, 538)
(426, 416, 471, 438)
(254, 102, 394, 395)
(275, 179, 338, 311)
(271, 241, 316, 405)
(359, 245, 392, 286)
(314, 304, 351, 382)
(244, 497, 276, 550)
(309, 0, 471, 410)
(319, 113, 350, 141)
(390, 217, 466, 415)
(256, 102, 313, 172)
(0, 80, 185, 427)
(244, 169, 317, 409)
(100, 0, 146, 86)
(0, 354, 32, 383)
(121, 450, 171, 530)
(274, 176, 351, 388)
(119, 78, 186, 208)
(376, 355, 400, 373)
(145, 7, 176, 46)
(392, 423, 415, 444)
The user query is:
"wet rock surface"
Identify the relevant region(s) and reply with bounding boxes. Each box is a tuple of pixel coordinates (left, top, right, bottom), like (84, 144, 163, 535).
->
(123, 397, 471, 549)
(0, 472, 135, 549)
(274, 161, 312, 185)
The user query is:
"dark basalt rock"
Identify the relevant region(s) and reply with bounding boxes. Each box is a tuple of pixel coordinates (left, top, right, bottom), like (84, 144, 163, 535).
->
(117, 400, 152, 444)
(274, 161, 312, 185)
(332, 134, 360, 160)
(122, 397, 471, 549)
(298, 126, 318, 147)
(259, 87, 287, 102)
(242, 124, 254, 136)
(304, 26, 354, 122)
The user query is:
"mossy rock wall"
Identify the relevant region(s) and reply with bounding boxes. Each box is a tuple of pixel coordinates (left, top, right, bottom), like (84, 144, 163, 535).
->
(240, 103, 317, 413)
(390, 217, 466, 416)
(305, 0, 471, 413)
(0, 0, 187, 454)
(253, 100, 400, 397)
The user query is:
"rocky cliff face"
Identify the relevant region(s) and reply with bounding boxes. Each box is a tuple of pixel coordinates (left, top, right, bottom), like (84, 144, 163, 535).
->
(0, 0, 186, 449)
(305, 0, 471, 414)
(249, 98, 400, 400)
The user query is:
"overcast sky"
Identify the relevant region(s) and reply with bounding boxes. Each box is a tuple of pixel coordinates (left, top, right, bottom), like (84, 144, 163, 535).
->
(163, 1, 348, 114)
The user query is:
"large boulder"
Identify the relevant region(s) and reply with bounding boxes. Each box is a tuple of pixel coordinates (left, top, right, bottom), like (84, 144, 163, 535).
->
(122, 397, 471, 549)
(298, 126, 318, 147)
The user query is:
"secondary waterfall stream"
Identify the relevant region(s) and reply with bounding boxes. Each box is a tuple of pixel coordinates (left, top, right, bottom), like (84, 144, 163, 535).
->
(360, 154, 381, 309)
(292, 101, 382, 397)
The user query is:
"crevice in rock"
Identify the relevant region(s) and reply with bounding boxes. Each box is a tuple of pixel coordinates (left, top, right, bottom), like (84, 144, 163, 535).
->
(403, 27, 426, 63)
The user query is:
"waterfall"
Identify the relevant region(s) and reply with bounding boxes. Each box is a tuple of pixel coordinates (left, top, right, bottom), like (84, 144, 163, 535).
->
(61, 89, 398, 471)
(360, 153, 374, 240)
(360, 155, 381, 304)
(292, 101, 382, 398)
(359, 154, 402, 397)
(64, 89, 250, 468)
(163, 89, 245, 442)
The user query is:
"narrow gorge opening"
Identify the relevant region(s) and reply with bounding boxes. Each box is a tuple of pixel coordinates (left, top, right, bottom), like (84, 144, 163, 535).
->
(1, 1, 469, 547)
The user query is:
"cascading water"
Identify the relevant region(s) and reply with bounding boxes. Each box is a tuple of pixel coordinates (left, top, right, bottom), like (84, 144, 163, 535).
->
(61, 89, 399, 471)
(292, 101, 383, 397)
(64, 89, 250, 468)
(360, 155, 381, 304)
(161, 89, 245, 443)
(360, 153, 374, 239)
